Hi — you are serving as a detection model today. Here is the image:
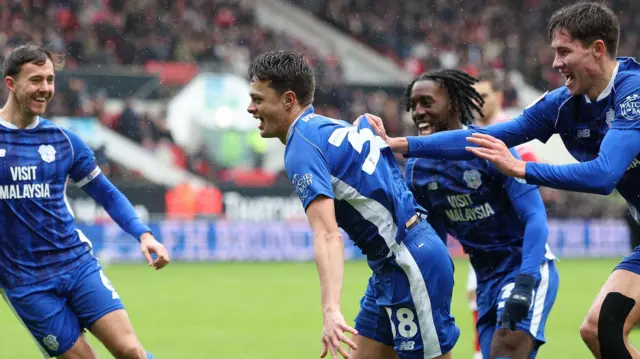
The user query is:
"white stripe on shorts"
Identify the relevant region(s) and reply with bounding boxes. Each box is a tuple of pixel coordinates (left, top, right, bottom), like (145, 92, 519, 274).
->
(394, 244, 443, 358)
(530, 261, 550, 336)
(0, 289, 51, 358)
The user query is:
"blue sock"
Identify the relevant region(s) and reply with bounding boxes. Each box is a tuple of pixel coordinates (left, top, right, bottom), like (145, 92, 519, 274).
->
(146, 352, 155, 359)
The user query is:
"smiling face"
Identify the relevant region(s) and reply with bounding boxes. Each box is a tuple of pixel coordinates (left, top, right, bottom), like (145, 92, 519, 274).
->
(551, 28, 602, 96)
(6, 59, 55, 117)
(247, 79, 291, 140)
(409, 79, 454, 135)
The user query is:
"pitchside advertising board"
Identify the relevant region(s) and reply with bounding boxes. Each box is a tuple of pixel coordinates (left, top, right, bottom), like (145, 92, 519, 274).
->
(81, 219, 631, 263)
(72, 183, 634, 261)
(65, 183, 635, 261)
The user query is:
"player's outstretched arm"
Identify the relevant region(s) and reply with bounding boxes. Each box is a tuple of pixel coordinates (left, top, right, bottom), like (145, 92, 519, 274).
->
(306, 196, 358, 359)
(362, 113, 548, 160)
(82, 175, 170, 269)
(499, 159, 549, 330)
(470, 129, 640, 195)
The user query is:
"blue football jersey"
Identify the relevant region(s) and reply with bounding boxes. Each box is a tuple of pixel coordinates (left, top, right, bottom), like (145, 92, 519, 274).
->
(405, 143, 552, 281)
(520, 57, 640, 213)
(0, 117, 98, 288)
(285, 107, 422, 259)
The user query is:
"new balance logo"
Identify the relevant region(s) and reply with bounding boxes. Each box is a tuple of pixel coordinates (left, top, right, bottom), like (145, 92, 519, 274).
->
(576, 129, 591, 138)
(398, 341, 415, 351)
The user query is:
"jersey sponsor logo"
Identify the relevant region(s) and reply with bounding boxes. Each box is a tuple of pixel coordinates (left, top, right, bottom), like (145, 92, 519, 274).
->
(38, 144, 56, 163)
(463, 170, 482, 189)
(620, 94, 640, 120)
(2, 166, 51, 199)
(627, 158, 640, 171)
(445, 202, 496, 222)
(43, 334, 59, 351)
(445, 194, 495, 222)
(291, 173, 313, 201)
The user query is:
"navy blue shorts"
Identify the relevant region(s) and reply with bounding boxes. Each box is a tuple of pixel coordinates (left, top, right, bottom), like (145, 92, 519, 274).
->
(476, 260, 559, 359)
(1, 258, 124, 357)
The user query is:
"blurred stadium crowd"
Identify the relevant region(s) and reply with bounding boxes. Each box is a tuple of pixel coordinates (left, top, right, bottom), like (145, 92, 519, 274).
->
(0, 0, 635, 220)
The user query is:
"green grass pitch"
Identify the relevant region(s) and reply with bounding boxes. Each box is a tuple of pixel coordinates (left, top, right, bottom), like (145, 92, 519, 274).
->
(2, 259, 640, 358)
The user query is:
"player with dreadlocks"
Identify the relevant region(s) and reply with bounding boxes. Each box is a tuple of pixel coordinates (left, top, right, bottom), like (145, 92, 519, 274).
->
(401, 69, 559, 359)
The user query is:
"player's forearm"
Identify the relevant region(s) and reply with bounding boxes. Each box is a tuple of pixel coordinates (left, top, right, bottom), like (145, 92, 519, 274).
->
(524, 129, 640, 195)
(83, 175, 151, 240)
(519, 212, 549, 277)
(507, 181, 549, 277)
(314, 231, 345, 313)
(402, 120, 532, 159)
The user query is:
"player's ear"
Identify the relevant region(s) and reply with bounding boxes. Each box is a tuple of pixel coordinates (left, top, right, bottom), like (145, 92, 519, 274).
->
(283, 90, 296, 109)
(592, 40, 606, 58)
(4, 76, 16, 92)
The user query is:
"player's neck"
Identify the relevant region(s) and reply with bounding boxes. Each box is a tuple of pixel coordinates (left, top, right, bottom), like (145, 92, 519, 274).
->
(586, 58, 618, 101)
(0, 98, 38, 129)
(279, 105, 309, 144)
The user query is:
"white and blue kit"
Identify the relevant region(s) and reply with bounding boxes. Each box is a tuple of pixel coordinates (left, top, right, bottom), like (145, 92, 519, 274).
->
(404, 57, 640, 277)
(285, 106, 459, 358)
(0, 116, 150, 357)
(405, 136, 558, 358)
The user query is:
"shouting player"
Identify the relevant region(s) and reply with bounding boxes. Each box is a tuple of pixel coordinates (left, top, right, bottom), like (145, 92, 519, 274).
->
(367, 2, 640, 358)
(402, 69, 558, 359)
(247, 50, 459, 359)
(0, 44, 169, 358)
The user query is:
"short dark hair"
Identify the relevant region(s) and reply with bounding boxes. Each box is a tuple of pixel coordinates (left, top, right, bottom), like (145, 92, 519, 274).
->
(476, 69, 502, 92)
(404, 69, 484, 125)
(548, 2, 620, 58)
(248, 50, 315, 106)
(2, 44, 60, 78)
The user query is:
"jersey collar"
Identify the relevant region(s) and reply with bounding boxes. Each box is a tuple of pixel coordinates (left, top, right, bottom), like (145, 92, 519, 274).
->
(584, 61, 619, 103)
(0, 116, 40, 130)
(285, 105, 314, 144)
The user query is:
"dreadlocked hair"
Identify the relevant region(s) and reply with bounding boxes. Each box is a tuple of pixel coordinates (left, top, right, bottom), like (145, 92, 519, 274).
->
(404, 69, 485, 125)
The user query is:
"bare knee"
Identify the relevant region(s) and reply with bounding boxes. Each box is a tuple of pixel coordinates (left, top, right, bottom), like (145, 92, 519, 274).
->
(111, 340, 146, 359)
(580, 314, 599, 346)
(491, 330, 532, 359)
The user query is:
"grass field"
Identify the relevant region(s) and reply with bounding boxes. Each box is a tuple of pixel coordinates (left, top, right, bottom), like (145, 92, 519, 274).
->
(2, 258, 640, 358)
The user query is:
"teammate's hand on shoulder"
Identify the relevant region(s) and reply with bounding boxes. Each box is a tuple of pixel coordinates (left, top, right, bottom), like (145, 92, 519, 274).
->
(353, 113, 388, 140)
(465, 133, 527, 178)
(320, 310, 358, 359)
(140, 232, 170, 270)
(501, 274, 535, 331)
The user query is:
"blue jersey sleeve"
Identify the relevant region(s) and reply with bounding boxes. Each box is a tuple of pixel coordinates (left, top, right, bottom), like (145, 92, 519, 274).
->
(406, 92, 557, 159)
(490, 149, 549, 278)
(405, 159, 448, 243)
(525, 129, 640, 195)
(63, 128, 101, 187)
(286, 135, 334, 210)
(82, 174, 151, 241)
(611, 74, 640, 131)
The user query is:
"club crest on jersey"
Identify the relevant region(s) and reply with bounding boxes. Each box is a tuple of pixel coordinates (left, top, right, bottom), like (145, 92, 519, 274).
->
(606, 109, 615, 127)
(292, 173, 313, 201)
(620, 94, 640, 120)
(38, 145, 56, 163)
(0, 149, 5, 157)
(43, 334, 59, 351)
(463, 170, 482, 189)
